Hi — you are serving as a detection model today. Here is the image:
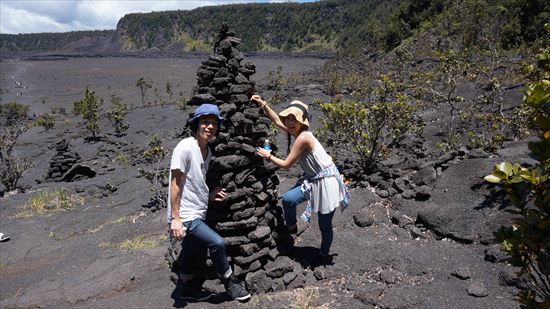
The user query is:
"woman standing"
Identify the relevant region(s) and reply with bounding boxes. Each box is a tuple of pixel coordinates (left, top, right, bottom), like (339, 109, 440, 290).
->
(250, 95, 349, 266)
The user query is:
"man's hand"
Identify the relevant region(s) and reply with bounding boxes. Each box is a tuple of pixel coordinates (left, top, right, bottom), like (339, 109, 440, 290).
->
(171, 218, 185, 241)
(209, 187, 227, 202)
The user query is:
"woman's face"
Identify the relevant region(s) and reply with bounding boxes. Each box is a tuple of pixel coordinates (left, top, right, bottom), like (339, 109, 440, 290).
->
(197, 115, 218, 141)
(283, 114, 303, 135)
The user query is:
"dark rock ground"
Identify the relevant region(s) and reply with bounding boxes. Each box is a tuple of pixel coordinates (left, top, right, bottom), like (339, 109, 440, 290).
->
(0, 55, 526, 308)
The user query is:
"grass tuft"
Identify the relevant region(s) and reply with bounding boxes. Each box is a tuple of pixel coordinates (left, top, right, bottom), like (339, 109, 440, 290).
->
(99, 234, 167, 251)
(17, 188, 84, 218)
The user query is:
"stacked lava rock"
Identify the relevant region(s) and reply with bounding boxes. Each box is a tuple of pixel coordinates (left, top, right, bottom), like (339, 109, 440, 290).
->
(168, 24, 305, 293)
(46, 139, 81, 181)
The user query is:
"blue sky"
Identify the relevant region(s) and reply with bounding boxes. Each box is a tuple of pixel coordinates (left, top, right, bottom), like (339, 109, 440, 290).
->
(0, 0, 318, 34)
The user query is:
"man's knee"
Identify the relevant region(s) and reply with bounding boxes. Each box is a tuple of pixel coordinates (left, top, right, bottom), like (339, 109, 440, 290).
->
(211, 236, 226, 252)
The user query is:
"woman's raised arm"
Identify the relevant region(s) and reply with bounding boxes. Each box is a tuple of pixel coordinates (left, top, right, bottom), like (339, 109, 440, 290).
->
(250, 95, 288, 133)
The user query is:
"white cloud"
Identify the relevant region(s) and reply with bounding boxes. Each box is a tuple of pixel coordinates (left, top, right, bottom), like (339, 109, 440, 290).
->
(0, 0, 313, 34)
(0, 6, 75, 34)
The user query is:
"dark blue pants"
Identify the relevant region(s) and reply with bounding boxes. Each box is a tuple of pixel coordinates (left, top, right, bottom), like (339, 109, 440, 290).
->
(282, 182, 335, 255)
(180, 218, 230, 277)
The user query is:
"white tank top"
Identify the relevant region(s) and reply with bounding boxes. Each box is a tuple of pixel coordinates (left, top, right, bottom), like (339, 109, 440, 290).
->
(297, 131, 333, 177)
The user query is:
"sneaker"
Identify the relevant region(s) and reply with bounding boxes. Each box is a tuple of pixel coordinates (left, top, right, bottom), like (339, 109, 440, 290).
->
(179, 278, 213, 301)
(223, 275, 251, 301)
(0, 233, 10, 242)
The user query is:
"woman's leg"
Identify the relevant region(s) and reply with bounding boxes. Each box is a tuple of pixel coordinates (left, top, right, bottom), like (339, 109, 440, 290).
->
(281, 184, 307, 228)
(318, 210, 335, 256)
(183, 219, 231, 278)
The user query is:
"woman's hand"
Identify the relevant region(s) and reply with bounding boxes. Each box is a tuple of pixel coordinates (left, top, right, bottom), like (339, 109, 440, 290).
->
(209, 187, 227, 202)
(170, 218, 185, 241)
(256, 147, 272, 159)
(250, 94, 266, 107)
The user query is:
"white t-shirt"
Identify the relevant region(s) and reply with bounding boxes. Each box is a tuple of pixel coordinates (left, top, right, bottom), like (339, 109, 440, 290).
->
(166, 137, 212, 223)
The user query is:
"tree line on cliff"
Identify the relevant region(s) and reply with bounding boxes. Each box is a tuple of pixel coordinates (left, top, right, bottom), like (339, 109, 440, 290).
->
(1, 0, 548, 55)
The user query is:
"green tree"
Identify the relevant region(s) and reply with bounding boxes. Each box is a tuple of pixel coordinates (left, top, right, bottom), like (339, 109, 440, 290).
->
(317, 74, 420, 170)
(106, 96, 129, 137)
(423, 50, 469, 137)
(73, 87, 103, 141)
(136, 78, 152, 105)
(140, 134, 168, 210)
(0, 124, 33, 191)
(166, 81, 173, 102)
(1, 101, 29, 126)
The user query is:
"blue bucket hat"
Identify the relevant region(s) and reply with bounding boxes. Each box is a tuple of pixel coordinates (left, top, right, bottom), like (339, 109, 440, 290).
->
(189, 103, 224, 124)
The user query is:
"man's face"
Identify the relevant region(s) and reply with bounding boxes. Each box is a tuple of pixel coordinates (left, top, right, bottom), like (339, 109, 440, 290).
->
(197, 115, 218, 141)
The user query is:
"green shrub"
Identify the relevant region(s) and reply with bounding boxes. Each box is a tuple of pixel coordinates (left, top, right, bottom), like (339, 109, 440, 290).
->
(420, 49, 469, 138)
(323, 71, 368, 97)
(0, 125, 32, 191)
(143, 134, 166, 164)
(141, 134, 168, 210)
(35, 113, 55, 131)
(136, 77, 152, 105)
(176, 96, 187, 110)
(106, 96, 129, 137)
(484, 76, 549, 306)
(142, 134, 167, 185)
(316, 74, 420, 170)
(73, 87, 103, 140)
(115, 152, 130, 166)
(1, 101, 29, 126)
(166, 81, 173, 102)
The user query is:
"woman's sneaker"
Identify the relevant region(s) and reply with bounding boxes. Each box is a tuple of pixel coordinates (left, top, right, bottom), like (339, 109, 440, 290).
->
(223, 275, 251, 301)
(179, 278, 213, 301)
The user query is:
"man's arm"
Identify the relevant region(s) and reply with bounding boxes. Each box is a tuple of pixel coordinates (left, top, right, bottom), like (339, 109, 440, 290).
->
(170, 169, 185, 240)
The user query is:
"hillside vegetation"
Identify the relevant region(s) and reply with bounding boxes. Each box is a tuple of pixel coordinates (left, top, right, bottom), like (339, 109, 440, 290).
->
(1, 0, 547, 54)
(0, 30, 113, 52)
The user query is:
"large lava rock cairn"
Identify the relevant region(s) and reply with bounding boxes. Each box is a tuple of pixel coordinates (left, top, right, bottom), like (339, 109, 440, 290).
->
(167, 24, 307, 294)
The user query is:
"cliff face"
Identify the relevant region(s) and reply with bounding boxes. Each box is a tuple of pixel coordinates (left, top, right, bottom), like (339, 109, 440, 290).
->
(111, 1, 349, 53)
(0, 0, 397, 54)
(1, 0, 547, 55)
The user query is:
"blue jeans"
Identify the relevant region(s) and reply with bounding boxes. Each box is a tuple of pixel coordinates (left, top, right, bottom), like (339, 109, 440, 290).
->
(180, 218, 230, 277)
(282, 182, 335, 255)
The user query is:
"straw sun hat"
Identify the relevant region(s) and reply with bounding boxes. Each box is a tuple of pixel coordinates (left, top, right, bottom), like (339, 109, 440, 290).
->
(278, 100, 310, 127)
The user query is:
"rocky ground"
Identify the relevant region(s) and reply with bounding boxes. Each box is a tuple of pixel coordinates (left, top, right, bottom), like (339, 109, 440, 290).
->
(0, 53, 527, 308)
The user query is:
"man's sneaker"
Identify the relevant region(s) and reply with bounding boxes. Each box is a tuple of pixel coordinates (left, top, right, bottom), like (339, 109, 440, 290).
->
(223, 275, 251, 301)
(179, 278, 213, 301)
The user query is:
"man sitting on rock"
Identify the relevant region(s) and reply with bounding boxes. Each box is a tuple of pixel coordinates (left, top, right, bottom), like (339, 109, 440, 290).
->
(167, 103, 250, 302)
